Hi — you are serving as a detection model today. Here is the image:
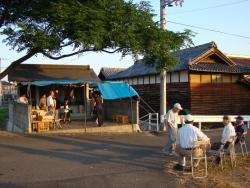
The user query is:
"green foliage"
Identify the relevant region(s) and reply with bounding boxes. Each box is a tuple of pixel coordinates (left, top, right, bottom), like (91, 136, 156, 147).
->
(0, 108, 8, 130)
(0, 0, 193, 70)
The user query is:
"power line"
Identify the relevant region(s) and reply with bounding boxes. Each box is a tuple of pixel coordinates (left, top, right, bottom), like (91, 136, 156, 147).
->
(167, 20, 250, 40)
(168, 0, 249, 15)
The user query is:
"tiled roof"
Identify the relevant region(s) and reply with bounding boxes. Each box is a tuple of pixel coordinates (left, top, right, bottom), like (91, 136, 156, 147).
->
(109, 42, 250, 80)
(98, 67, 126, 80)
(189, 63, 250, 73)
(8, 64, 100, 82)
(110, 42, 232, 79)
(228, 56, 250, 67)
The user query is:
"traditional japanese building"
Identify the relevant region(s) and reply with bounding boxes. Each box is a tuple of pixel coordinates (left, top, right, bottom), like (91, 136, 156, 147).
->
(104, 42, 250, 116)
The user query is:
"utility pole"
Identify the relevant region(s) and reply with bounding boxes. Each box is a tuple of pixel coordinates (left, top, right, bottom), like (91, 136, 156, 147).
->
(159, 0, 184, 118)
(160, 0, 167, 117)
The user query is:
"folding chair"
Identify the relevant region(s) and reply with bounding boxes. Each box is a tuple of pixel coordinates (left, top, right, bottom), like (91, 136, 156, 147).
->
(191, 140, 209, 178)
(51, 110, 63, 129)
(240, 132, 248, 157)
(183, 140, 209, 178)
(220, 136, 237, 168)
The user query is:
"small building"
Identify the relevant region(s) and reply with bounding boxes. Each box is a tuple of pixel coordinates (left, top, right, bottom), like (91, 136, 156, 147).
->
(0, 81, 17, 105)
(6, 64, 139, 133)
(104, 42, 250, 116)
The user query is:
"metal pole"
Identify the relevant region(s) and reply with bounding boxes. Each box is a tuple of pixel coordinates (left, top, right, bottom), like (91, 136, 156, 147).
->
(160, 0, 167, 118)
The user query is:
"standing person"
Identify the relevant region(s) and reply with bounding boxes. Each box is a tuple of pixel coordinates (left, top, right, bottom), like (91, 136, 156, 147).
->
(175, 114, 210, 171)
(234, 116, 247, 144)
(39, 94, 47, 110)
(162, 103, 183, 156)
(93, 91, 103, 127)
(46, 91, 56, 114)
(63, 100, 71, 123)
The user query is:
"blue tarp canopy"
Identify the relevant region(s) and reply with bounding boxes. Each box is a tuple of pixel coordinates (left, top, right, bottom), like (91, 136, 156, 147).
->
(20, 80, 139, 100)
(20, 80, 96, 86)
(97, 82, 138, 100)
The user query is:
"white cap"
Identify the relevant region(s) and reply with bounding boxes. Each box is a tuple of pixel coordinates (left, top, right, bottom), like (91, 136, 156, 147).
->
(185, 114, 194, 122)
(173, 103, 183, 110)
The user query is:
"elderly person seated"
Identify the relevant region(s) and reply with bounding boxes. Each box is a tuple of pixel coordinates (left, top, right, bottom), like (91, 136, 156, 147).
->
(174, 114, 210, 171)
(212, 115, 236, 151)
(234, 115, 247, 144)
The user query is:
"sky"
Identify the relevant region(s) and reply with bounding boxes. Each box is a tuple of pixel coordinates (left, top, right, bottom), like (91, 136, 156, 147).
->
(0, 0, 250, 79)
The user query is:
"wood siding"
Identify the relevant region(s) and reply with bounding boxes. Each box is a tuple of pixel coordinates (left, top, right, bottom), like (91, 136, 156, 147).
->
(190, 83, 250, 115)
(133, 83, 190, 117)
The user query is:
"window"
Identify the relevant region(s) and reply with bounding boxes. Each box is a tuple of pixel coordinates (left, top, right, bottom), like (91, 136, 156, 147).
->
(156, 75, 160, 83)
(201, 74, 211, 83)
(190, 74, 201, 83)
(180, 71, 188, 82)
(167, 73, 171, 83)
(211, 74, 222, 83)
(222, 74, 231, 83)
(144, 76, 149, 84)
(232, 75, 239, 83)
(138, 77, 143, 85)
(150, 75, 155, 84)
(171, 72, 180, 83)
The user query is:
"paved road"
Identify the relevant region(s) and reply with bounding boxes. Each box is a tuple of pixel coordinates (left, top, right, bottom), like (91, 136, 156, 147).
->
(0, 129, 242, 188)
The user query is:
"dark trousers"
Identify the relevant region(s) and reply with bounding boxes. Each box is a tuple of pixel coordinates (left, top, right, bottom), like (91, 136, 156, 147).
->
(96, 108, 103, 126)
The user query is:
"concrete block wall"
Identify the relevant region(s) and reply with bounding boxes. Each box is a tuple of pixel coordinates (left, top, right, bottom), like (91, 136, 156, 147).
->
(103, 99, 139, 124)
(8, 102, 31, 133)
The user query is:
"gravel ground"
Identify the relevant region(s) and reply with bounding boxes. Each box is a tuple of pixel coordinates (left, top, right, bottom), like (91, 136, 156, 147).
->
(0, 129, 249, 188)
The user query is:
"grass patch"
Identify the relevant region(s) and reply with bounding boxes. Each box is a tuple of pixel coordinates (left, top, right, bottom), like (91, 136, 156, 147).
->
(0, 108, 8, 130)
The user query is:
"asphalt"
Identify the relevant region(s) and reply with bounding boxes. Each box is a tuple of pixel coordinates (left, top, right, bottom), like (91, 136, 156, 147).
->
(0, 129, 243, 188)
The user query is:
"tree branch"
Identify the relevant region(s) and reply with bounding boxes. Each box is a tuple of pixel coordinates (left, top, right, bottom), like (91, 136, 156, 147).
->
(41, 47, 122, 60)
(0, 49, 39, 79)
(101, 48, 122, 53)
(41, 48, 96, 60)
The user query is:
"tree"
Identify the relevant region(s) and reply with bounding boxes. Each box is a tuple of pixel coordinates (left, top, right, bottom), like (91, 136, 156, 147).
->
(0, 0, 192, 79)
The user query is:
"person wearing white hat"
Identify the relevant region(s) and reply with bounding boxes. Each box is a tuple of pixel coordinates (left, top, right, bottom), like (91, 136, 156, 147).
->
(174, 114, 210, 171)
(162, 103, 183, 156)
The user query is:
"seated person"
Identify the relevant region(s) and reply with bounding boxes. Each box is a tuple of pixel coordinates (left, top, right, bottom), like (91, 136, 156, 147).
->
(174, 114, 210, 171)
(17, 94, 28, 104)
(234, 116, 247, 144)
(212, 115, 236, 150)
(39, 94, 47, 111)
(63, 100, 71, 123)
(211, 115, 236, 163)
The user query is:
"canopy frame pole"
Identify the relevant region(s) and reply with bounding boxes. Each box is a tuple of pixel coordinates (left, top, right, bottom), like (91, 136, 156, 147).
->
(84, 83, 87, 132)
(128, 83, 134, 132)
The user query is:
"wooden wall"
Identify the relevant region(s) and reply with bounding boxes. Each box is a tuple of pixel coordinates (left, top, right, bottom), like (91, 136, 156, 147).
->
(190, 83, 250, 115)
(133, 83, 190, 117)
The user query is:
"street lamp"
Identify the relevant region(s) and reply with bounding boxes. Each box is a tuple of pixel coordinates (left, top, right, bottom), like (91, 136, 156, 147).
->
(160, 0, 184, 121)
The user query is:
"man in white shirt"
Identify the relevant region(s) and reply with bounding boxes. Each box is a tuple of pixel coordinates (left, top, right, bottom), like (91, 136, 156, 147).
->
(162, 103, 183, 156)
(175, 114, 210, 171)
(216, 115, 236, 150)
(46, 91, 56, 112)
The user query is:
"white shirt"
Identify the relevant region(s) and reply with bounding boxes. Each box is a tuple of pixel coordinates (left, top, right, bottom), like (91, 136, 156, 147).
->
(221, 123, 236, 143)
(46, 95, 55, 108)
(18, 96, 28, 104)
(176, 124, 209, 149)
(165, 109, 180, 128)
